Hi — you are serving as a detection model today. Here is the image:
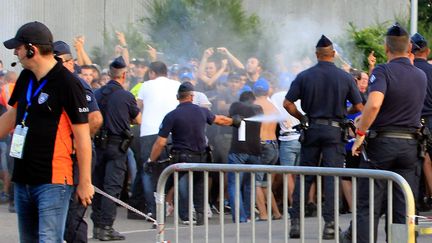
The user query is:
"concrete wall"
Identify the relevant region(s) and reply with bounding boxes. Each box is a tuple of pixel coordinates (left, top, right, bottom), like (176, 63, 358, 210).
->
(0, 0, 408, 69)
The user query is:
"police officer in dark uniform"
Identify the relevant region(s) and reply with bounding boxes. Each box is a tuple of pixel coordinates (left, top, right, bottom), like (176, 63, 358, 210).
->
(146, 82, 240, 225)
(411, 33, 432, 210)
(283, 35, 363, 239)
(340, 24, 427, 243)
(91, 56, 141, 241)
(53, 41, 103, 243)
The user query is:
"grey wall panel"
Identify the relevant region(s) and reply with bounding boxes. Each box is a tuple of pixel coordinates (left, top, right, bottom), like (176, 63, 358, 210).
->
(0, 0, 409, 70)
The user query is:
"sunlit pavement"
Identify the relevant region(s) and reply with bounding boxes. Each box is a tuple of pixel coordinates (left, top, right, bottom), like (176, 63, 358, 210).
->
(1, 204, 431, 242)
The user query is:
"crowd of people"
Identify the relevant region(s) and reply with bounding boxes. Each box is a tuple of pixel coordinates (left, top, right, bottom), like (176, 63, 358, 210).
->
(0, 20, 432, 243)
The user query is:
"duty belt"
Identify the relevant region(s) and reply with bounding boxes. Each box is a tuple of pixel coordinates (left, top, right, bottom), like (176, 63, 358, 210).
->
(370, 131, 418, 140)
(310, 119, 341, 128)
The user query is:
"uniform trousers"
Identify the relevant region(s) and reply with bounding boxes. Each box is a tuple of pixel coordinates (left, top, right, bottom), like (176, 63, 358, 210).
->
(356, 137, 421, 243)
(91, 143, 127, 227)
(289, 124, 345, 222)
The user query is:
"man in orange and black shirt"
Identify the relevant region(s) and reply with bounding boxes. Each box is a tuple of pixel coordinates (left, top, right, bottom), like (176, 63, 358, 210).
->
(0, 21, 94, 242)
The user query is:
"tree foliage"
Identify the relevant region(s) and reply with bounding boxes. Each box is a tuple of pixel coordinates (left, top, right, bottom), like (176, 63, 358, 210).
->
(142, 0, 262, 63)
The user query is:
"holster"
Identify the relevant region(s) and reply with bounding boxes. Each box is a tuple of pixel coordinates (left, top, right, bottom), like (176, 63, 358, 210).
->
(94, 128, 108, 149)
(119, 129, 134, 153)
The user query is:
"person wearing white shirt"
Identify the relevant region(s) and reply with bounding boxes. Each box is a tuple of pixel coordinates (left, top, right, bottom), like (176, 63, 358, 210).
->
(136, 61, 180, 220)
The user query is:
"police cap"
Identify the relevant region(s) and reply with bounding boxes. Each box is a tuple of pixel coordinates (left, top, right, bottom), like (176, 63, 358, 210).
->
(386, 23, 408, 37)
(316, 35, 333, 48)
(178, 81, 194, 93)
(411, 33, 428, 50)
(110, 56, 127, 69)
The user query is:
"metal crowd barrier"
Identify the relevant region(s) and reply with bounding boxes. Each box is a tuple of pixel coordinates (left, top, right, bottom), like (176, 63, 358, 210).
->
(155, 163, 416, 243)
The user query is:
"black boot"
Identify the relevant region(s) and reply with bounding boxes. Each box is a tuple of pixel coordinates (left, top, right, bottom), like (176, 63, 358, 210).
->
(92, 225, 101, 239)
(289, 218, 300, 238)
(99, 226, 126, 241)
(196, 212, 204, 226)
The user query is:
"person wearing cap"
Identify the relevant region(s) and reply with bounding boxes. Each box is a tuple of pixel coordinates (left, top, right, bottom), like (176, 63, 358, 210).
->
(284, 34, 363, 239)
(90, 56, 141, 241)
(179, 71, 212, 109)
(411, 32, 432, 209)
(147, 81, 241, 225)
(53, 40, 103, 243)
(252, 78, 283, 221)
(340, 24, 427, 243)
(0, 21, 94, 242)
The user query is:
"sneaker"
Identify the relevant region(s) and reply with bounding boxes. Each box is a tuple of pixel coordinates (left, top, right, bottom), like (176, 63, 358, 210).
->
(210, 204, 220, 215)
(99, 226, 125, 241)
(289, 218, 300, 239)
(340, 227, 352, 243)
(181, 218, 197, 225)
(166, 202, 174, 217)
(207, 204, 213, 218)
(323, 221, 339, 240)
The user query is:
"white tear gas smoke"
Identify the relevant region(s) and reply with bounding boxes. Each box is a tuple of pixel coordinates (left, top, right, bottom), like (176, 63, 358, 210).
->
(244, 113, 288, 123)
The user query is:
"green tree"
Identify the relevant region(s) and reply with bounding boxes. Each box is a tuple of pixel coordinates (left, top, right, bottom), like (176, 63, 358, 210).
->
(345, 22, 388, 71)
(142, 0, 262, 63)
(418, 0, 432, 58)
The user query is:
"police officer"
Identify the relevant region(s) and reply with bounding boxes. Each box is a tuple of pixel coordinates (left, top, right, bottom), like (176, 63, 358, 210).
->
(284, 35, 363, 239)
(340, 24, 427, 243)
(411, 32, 432, 209)
(53, 41, 103, 243)
(91, 56, 141, 241)
(146, 82, 240, 225)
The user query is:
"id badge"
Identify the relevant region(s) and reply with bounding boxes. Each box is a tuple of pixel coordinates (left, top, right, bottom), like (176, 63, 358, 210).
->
(10, 125, 28, 159)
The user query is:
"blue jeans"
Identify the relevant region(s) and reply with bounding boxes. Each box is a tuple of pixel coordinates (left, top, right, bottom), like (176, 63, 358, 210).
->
(15, 183, 73, 243)
(279, 140, 301, 166)
(227, 153, 259, 222)
(140, 134, 159, 216)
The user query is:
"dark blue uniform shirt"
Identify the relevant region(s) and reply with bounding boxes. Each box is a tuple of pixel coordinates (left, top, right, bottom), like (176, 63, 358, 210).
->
(94, 80, 140, 136)
(369, 57, 427, 129)
(77, 76, 99, 113)
(413, 58, 432, 117)
(158, 102, 215, 152)
(285, 61, 362, 120)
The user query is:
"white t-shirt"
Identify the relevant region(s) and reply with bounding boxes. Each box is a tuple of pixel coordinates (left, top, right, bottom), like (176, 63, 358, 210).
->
(270, 91, 303, 141)
(137, 76, 181, 136)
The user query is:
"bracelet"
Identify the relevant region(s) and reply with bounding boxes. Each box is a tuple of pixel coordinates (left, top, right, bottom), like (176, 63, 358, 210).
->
(147, 158, 152, 163)
(356, 129, 366, 136)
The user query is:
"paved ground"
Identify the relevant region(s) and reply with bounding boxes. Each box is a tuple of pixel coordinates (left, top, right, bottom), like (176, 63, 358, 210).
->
(1, 203, 431, 242)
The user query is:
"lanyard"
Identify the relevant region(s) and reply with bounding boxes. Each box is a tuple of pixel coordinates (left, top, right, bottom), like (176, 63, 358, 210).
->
(22, 79, 48, 125)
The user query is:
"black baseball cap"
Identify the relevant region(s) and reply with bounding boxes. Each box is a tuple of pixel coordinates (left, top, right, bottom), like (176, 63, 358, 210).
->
(4, 21, 53, 49)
